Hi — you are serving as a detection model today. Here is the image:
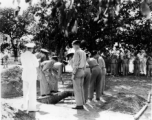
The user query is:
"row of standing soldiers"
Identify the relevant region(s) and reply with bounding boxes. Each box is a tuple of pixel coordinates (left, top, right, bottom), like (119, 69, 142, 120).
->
(104, 54, 152, 77)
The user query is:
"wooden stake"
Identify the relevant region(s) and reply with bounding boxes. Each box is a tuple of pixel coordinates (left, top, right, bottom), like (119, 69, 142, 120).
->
(134, 103, 148, 120)
(147, 92, 151, 103)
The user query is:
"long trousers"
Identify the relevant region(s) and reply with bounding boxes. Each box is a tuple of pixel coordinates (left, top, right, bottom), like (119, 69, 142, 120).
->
(111, 63, 117, 75)
(23, 79, 36, 111)
(89, 66, 102, 100)
(134, 65, 140, 76)
(38, 67, 50, 95)
(73, 69, 85, 106)
(147, 65, 152, 77)
(84, 68, 91, 102)
(101, 69, 106, 94)
(140, 62, 147, 75)
(122, 64, 128, 76)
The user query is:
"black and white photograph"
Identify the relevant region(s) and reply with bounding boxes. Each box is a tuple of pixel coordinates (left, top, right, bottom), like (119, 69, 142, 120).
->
(0, 0, 152, 120)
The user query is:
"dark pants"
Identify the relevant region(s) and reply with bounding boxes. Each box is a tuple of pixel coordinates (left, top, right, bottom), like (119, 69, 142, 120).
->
(89, 66, 102, 100)
(84, 68, 91, 102)
(134, 65, 140, 76)
(111, 63, 117, 75)
(118, 61, 122, 75)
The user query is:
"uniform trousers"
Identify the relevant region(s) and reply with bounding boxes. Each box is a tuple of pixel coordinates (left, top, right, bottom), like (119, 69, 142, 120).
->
(147, 65, 152, 76)
(134, 65, 140, 76)
(111, 63, 117, 75)
(23, 78, 37, 111)
(89, 66, 102, 100)
(101, 68, 106, 94)
(84, 68, 91, 102)
(38, 67, 50, 95)
(73, 69, 85, 106)
(122, 64, 128, 76)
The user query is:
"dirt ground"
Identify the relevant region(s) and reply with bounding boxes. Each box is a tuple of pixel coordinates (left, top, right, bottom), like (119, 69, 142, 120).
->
(1, 59, 152, 120)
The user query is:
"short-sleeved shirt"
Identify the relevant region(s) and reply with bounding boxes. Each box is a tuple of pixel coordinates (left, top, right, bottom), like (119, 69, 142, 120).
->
(72, 48, 86, 74)
(96, 56, 106, 69)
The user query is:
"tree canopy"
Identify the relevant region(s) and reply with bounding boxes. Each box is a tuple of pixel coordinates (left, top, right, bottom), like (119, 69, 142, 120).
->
(0, 0, 152, 57)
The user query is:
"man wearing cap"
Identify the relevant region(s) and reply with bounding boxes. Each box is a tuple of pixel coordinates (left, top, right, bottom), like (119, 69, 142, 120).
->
(42, 56, 61, 93)
(36, 48, 49, 62)
(67, 51, 91, 103)
(71, 40, 86, 109)
(21, 43, 39, 112)
(92, 50, 106, 95)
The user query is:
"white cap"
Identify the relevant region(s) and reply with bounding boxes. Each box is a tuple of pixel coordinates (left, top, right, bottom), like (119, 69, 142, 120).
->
(41, 48, 49, 53)
(25, 43, 35, 48)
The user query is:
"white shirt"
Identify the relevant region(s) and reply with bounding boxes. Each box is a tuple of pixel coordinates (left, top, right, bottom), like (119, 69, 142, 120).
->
(21, 51, 39, 82)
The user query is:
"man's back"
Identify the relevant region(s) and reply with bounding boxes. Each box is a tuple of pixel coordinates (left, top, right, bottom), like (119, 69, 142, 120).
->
(21, 51, 38, 69)
(73, 49, 86, 70)
(97, 56, 106, 68)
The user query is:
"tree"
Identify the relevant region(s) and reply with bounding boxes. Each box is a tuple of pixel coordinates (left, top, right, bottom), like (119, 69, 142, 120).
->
(1, 0, 151, 57)
(0, 7, 35, 54)
(32, 0, 151, 55)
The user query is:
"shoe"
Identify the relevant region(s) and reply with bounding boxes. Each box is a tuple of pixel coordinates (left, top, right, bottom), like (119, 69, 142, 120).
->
(47, 93, 53, 96)
(96, 98, 100, 101)
(72, 106, 84, 110)
(42, 94, 47, 96)
(28, 109, 40, 112)
(51, 90, 59, 93)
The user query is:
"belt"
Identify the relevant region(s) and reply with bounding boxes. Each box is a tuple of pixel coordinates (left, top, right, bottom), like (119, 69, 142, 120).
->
(78, 68, 84, 69)
(90, 65, 99, 69)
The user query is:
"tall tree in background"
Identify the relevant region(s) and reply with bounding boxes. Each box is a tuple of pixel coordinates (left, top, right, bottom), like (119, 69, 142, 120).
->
(1, 0, 152, 58)
(0, 7, 34, 54)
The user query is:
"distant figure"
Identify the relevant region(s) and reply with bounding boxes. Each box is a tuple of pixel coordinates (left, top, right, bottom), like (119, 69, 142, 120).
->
(105, 55, 111, 74)
(134, 56, 140, 76)
(138, 50, 146, 75)
(129, 55, 135, 74)
(1, 40, 9, 65)
(118, 50, 124, 75)
(2, 49, 9, 68)
(122, 55, 129, 76)
(14, 43, 18, 62)
(111, 55, 118, 76)
(21, 43, 39, 112)
(147, 55, 152, 77)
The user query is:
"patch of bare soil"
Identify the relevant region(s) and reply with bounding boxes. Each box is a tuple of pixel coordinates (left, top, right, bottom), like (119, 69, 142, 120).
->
(1, 103, 36, 120)
(1, 66, 151, 117)
(100, 92, 147, 115)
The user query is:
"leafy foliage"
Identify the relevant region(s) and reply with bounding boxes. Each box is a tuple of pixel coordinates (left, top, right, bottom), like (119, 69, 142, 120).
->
(0, 0, 152, 57)
(31, 0, 151, 55)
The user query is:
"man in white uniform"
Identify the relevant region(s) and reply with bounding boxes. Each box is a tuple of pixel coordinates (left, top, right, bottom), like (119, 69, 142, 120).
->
(21, 43, 39, 112)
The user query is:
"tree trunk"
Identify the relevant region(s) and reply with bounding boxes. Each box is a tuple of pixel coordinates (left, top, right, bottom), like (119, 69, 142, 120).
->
(37, 91, 74, 104)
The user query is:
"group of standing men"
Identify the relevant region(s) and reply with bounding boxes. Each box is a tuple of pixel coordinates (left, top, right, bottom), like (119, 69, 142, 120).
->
(20, 40, 106, 112)
(67, 40, 106, 109)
